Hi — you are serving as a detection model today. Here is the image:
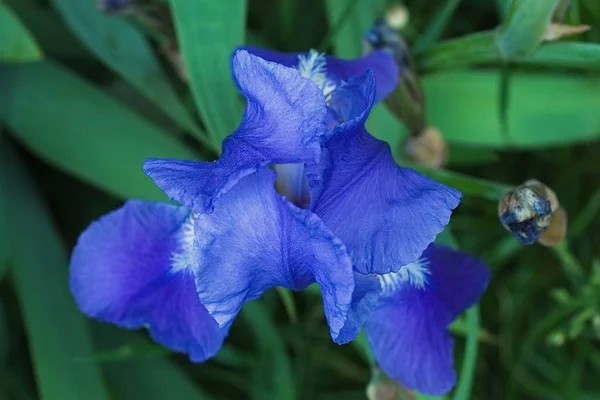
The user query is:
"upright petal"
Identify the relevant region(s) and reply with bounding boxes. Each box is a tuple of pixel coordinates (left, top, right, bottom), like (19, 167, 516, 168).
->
(366, 245, 490, 395)
(311, 73, 461, 275)
(242, 46, 399, 101)
(193, 168, 355, 341)
(70, 201, 225, 362)
(144, 50, 327, 213)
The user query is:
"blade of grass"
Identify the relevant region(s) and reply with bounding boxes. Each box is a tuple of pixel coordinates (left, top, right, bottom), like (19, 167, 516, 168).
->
(51, 0, 211, 147)
(418, 34, 600, 72)
(324, 0, 385, 58)
(276, 287, 298, 325)
(0, 61, 198, 201)
(569, 185, 600, 239)
(414, 0, 464, 52)
(242, 301, 295, 400)
(0, 2, 42, 62)
(92, 325, 215, 400)
(452, 307, 481, 400)
(169, 0, 245, 147)
(1, 141, 110, 400)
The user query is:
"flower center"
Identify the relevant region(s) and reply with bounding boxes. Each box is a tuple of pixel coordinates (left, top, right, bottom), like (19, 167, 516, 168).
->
(297, 50, 336, 101)
(170, 211, 199, 273)
(274, 164, 310, 208)
(379, 258, 431, 296)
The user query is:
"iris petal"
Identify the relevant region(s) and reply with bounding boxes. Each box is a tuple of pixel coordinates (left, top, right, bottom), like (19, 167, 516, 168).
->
(144, 49, 327, 213)
(366, 244, 489, 395)
(334, 273, 381, 344)
(310, 72, 461, 274)
(193, 168, 355, 341)
(242, 46, 399, 101)
(70, 200, 226, 362)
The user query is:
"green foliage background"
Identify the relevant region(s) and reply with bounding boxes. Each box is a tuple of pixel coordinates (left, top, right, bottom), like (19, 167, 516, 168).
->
(1, 0, 600, 399)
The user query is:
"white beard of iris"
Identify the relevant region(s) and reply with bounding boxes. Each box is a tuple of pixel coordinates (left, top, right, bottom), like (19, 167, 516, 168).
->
(379, 258, 431, 296)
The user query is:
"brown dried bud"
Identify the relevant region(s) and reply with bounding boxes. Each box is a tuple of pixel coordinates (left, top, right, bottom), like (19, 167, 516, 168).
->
(403, 126, 447, 168)
(543, 23, 590, 42)
(539, 207, 568, 247)
(367, 368, 416, 400)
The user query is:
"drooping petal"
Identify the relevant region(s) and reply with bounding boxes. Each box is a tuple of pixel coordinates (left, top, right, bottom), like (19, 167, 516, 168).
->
(310, 73, 462, 275)
(334, 273, 381, 344)
(193, 168, 355, 341)
(242, 46, 399, 101)
(70, 200, 226, 362)
(366, 245, 490, 395)
(144, 49, 327, 213)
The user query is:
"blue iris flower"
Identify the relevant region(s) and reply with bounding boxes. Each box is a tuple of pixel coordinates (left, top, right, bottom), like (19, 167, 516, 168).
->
(69, 48, 464, 375)
(367, 244, 489, 395)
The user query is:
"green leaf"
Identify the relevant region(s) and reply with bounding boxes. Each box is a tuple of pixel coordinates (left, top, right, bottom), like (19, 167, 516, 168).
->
(93, 325, 215, 400)
(0, 2, 42, 62)
(417, 31, 500, 71)
(5, 0, 88, 59)
(169, 0, 245, 146)
(1, 142, 110, 400)
(519, 42, 600, 70)
(276, 287, 298, 325)
(51, 0, 208, 146)
(453, 308, 481, 400)
(499, 0, 559, 56)
(419, 33, 600, 72)
(414, 0, 464, 52)
(407, 164, 509, 201)
(242, 302, 295, 400)
(324, 0, 385, 58)
(422, 70, 600, 148)
(0, 61, 198, 201)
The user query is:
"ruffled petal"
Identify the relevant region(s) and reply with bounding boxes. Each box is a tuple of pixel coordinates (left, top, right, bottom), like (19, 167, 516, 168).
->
(193, 168, 355, 341)
(310, 73, 461, 274)
(70, 200, 225, 362)
(366, 244, 490, 395)
(334, 273, 381, 344)
(144, 49, 327, 213)
(242, 46, 399, 101)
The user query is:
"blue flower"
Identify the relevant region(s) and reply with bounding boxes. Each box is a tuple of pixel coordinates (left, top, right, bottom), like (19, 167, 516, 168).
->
(70, 48, 461, 363)
(366, 244, 490, 395)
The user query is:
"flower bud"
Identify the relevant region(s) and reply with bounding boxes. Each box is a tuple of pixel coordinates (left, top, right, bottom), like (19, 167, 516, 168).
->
(403, 126, 447, 168)
(498, 183, 552, 245)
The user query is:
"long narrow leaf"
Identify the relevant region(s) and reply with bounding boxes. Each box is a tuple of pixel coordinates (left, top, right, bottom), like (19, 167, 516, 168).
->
(499, 0, 560, 56)
(92, 325, 214, 400)
(0, 2, 42, 62)
(1, 141, 110, 400)
(169, 0, 245, 146)
(324, 0, 385, 58)
(423, 70, 600, 148)
(0, 61, 198, 201)
(51, 0, 209, 145)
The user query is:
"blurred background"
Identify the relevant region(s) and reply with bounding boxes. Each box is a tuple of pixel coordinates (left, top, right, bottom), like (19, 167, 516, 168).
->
(1, 0, 600, 399)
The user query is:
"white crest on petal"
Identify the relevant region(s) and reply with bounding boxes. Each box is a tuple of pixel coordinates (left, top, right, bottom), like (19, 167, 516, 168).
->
(379, 258, 431, 296)
(170, 211, 199, 273)
(296, 49, 336, 100)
